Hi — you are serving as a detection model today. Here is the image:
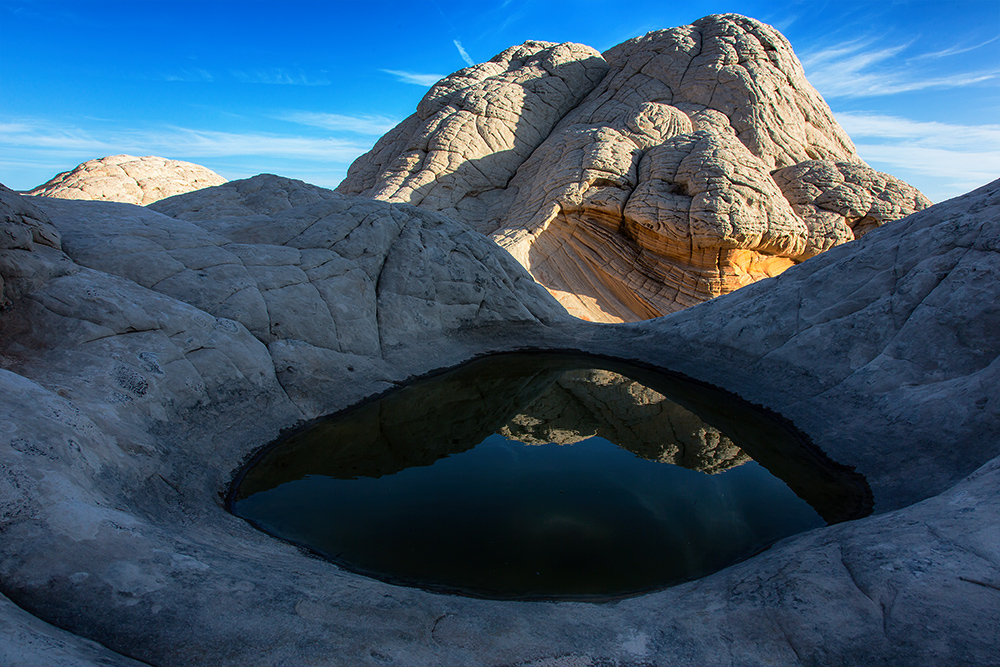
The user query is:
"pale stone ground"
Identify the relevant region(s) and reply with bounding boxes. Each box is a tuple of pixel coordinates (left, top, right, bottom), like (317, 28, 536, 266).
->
(0, 174, 997, 666)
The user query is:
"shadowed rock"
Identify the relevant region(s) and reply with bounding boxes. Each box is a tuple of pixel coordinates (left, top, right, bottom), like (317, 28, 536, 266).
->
(0, 184, 70, 309)
(150, 173, 341, 220)
(0, 168, 996, 666)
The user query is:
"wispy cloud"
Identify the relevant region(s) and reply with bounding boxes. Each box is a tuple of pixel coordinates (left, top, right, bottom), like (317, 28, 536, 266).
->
(280, 112, 399, 135)
(913, 35, 1000, 61)
(836, 112, 1000, 202)
(453, 40, 475, 66)
(231, 68, 331, 86)
(381, 69, 445, 87)
(164, 68, 214, 83)
(802, 38, 999, 98)
(837, 113, 1000, 146)
(0, 119, 371, 162)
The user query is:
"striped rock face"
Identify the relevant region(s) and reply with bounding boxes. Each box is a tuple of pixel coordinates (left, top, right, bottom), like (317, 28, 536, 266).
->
(339, 14, 929, 322)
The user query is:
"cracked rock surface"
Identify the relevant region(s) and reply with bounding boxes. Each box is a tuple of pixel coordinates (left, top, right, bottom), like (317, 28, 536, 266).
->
(28, 155, 227, 206)
(340, 14, 930, 322)
(0, 184, 72, 310)
(338, 41, 609, 224)
(0, 171, 997, 665)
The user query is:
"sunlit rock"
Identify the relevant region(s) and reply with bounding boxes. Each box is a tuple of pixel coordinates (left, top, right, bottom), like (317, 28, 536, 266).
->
(341, 15, 931, 321)
(28, 155, 227, 206)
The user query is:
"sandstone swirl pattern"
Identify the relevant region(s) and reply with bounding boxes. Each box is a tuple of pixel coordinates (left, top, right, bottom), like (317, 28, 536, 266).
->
(28, 155, 227, 206)
(339, 14, 930, 322)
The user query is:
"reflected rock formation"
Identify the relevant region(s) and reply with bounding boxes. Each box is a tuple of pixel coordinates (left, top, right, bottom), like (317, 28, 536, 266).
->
(235, 353, 870, 528)
(231, 353, 873, 599)
(500, 368, 749, 473)
(237, 356, 750, 498)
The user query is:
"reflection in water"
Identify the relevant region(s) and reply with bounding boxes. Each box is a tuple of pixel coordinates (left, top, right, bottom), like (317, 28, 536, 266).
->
(231, 354, 872, 600)
(499, 368, 749, 473)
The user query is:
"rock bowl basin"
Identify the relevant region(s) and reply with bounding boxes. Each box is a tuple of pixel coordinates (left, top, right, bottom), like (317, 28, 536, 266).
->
(0, 178, 998, 666)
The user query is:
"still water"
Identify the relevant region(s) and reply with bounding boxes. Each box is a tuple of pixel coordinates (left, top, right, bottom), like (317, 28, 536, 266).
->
(230, 354, 871, 600)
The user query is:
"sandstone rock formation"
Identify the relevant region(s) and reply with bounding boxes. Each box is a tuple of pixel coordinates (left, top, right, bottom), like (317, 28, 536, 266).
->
(28, 155, 227, 206)
(340, 14, 930, 321)
(0, 170, 997, 665)
(339, 41, 608, 223)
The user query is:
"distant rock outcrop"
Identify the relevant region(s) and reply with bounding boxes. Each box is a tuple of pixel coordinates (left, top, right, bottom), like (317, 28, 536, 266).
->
(28, 155, 227, 206)
(340, 14, 930, 321)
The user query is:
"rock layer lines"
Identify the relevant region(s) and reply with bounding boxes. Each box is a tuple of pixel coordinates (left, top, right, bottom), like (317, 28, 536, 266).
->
(340, 14, 930, 321)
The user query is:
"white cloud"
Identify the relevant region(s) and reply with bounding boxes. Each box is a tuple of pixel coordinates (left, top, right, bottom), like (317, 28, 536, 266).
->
(853, 143, 999, 195)
(836, 112, 1000, 146)
(914, 35, 1000, 61)
(835, 112, 1000, 202)
(381, 69, 445, 86)
(453, 40, 475, 66)
(0, 118, 379, 190)
(280, 112, 398, 135)
(0, 119, 371, 162)
(802, 38, 999, 98)
(164, 68, 214, 83)
(231, 68, 331, 86)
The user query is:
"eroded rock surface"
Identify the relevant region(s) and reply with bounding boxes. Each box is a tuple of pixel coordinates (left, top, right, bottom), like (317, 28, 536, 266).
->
(338, 41, 609, 223)
(150, 173, 339, 220)
(0, 184, 69, 309)
(341, 14, 930, 321)
(28, 155, 227, 206)
(35, 174, 566, 414)
(0, 171, 997, 666)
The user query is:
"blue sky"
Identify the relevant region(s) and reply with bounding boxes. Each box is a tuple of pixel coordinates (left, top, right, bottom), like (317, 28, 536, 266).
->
(1, 0, 998, 202)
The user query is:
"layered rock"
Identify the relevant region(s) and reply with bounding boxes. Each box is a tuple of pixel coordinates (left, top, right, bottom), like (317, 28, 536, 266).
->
(28, 155, 227, 206)
(340, 14, 930, 321)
